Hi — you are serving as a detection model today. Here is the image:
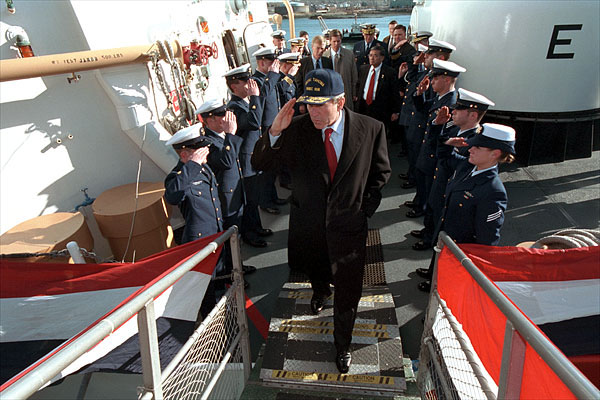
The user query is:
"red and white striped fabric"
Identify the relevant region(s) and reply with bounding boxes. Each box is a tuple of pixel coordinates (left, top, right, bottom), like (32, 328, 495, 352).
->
(0, 232, 223, 390)
(437, 244, 600, 399)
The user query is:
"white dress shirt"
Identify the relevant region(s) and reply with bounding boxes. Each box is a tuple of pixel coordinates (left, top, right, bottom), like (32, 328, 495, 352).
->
(363, 64, 382, 101)
(321, 110, 345, 161)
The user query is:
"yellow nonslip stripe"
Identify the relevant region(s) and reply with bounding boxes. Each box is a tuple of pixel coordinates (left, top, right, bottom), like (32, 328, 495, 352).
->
(280, 319, 388, 330)
(272, 369, 395, 385)
(278, 325, 389, 338)
(285, 291, 390, 302)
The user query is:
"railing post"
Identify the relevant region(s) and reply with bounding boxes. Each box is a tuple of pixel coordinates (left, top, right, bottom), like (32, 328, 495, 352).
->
(498, 320, 526, 399)
(138, 300, 164, 400)
(230, 226, 252, 381)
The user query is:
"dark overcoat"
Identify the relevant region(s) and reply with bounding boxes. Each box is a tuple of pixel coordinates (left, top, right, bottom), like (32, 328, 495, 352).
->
(251, 108, 391, 274)
(252, 70, 281, 130)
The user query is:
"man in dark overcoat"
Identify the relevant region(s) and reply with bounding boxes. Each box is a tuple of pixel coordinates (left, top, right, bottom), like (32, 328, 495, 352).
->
(251, 69, 391, 373)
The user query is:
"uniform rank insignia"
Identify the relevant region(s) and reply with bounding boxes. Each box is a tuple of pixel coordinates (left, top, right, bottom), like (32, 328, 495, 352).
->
(192, 181, 203, 185)
(445, 120, 455, 128)
(463, 191, 473, 199)
(487, 209, 503, 222)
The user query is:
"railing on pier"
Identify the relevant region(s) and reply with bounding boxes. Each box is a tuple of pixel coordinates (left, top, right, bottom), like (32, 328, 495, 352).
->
(0, 226, 251, 400)
(419, 231, 599, 400)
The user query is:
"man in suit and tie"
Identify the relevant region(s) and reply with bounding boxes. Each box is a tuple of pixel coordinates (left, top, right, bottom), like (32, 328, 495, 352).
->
(324, 29, 358, 111)
(252, 69, 391, 374)
(356, 45, 398, 124)
(295, 35, 333, 114)
(353, 24, 387, 70)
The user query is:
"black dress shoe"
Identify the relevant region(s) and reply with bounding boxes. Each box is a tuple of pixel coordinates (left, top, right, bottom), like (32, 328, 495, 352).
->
(410, 229, 424, 239)
(415, 267, 432, 279)
(242, 265, 257, 274)
(418, 280, 431, 292)
(398, 173, 409, 180)
(243, 237, 267, 248)
(335, 351, 352, 374)
(260, 206, 280, 215)
(280, 183, 293, 191)
(256, 228, 273, 237)
(401, 182, 416, 189)
(412, 240, 431, 251)
(406, 209, 424, 218)
(404, 200, 417, 208)
(310, 294, 326, 314)
(274, 198, 288, 205)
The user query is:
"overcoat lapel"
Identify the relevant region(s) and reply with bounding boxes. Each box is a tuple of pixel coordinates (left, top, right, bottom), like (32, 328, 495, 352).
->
(331, 109, 364, 190)
(451, 167, 498, 192)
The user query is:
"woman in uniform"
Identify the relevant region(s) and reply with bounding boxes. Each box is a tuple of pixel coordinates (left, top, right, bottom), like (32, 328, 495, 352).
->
(417, 123, 516, 291)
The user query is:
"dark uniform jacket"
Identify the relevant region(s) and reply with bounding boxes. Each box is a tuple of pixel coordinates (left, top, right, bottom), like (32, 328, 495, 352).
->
(227, 94, 263, 178)
(251, 108, 391, 274)
(415, 90, 458, 175)
(434, 146, 507, 245)
(353, 39, 387, 69)
(205, 129, 245, 218)
(398, 66, 427, 126)
(277, 72, 296, 105)
(295, 56, 333, 98)
(389, 42, 417, 70)
(252, 70, 281, 130)
(356, 64, 398, 123)
(164, 161, 222, 244)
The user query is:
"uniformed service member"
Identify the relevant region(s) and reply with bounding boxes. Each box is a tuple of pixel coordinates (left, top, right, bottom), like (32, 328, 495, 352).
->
(277, 52, 301, 105)
(224, 64, 273, 248)
(411, 59, 465, 249)
(252, 47, 285, 214)
(288, 37, 305, 54)
(164, 124, 222, 244)
(353, 24, 387, 70)
(271, 30, 291, 56)
(403, 39, 456, 214)
(417, 123, 516, 292)
(412, 88, 495, 254)
(197, 99, 256, 283)
(164, 124, 222, 314)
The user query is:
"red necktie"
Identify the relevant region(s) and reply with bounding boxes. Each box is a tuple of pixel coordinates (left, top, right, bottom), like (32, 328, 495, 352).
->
(366, 68, 376, 105)
(324, 128, 337, 180)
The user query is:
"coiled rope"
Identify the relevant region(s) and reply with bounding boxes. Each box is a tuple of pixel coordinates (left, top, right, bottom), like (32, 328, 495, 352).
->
(530, 229, 600, 249)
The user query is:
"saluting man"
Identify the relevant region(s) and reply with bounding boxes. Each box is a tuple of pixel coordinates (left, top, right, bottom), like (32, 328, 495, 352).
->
(225, 64, 273, 248)
(411, 88, 495, 254)
(252, 69, 391, 374)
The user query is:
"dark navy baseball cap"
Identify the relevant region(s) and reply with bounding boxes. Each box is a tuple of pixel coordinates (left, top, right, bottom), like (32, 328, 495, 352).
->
(297, 69, 345, 105)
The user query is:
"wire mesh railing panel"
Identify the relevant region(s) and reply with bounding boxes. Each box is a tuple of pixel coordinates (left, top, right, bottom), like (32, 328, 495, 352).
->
(162, 285, 243, 400)
(419, 302, 488, 400)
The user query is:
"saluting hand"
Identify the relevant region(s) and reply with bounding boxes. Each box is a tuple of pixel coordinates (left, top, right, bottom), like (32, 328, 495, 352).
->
(289, 63, 299, 76)
(398, 62, 408, 78)
(223, 110, 237, 134)
(445, 137, 468, 147)
(247, 79, 259, 97)
(416, 76, 429, 96)
(269, 59, 280, 74)
(189, 147, 210, 165)
(414, 52, 425, 65)
(270, 98, 296, 137)
(434, 106, 451, 125)
(393, 39, 407, 50)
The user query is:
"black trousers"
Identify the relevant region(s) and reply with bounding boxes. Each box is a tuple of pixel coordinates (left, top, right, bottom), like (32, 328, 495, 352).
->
(240, 175, 262, 241)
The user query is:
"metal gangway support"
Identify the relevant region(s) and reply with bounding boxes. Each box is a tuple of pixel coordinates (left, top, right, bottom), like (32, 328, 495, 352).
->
(419, 231, 600, 400)
(1, 226, 251, 400)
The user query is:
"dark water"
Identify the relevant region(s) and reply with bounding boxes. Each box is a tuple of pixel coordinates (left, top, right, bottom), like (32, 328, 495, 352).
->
(277, 15, 411, 42)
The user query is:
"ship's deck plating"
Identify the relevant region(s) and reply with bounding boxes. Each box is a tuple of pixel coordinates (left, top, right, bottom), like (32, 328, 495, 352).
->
(259, 283, 406, 397)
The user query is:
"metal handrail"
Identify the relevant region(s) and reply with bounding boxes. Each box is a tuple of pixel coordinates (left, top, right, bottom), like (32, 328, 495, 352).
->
(438, 231, 600, 399)
(0, 226, 237, 400)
